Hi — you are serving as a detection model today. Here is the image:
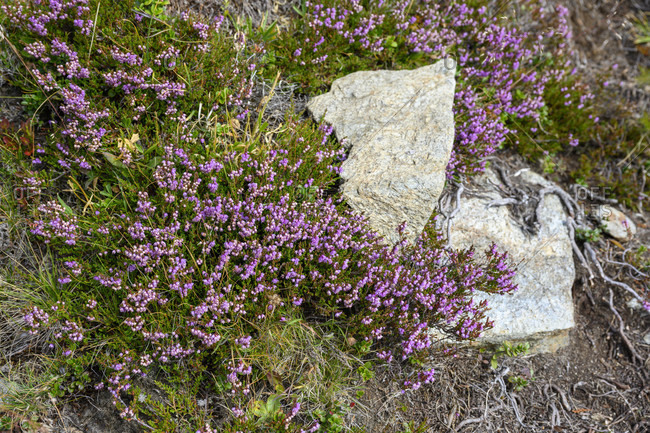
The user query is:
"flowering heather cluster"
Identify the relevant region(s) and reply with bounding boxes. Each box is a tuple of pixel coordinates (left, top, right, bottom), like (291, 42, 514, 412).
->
(28, 110, 516, 425)
(1, 0, 94, 37)
(2, 0, 257, 171)
(284, 0, 597, 177)
(31, 200, 79, 245)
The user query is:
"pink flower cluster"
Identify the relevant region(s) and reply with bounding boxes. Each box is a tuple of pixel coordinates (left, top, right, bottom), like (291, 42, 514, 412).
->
(6, 0, 257, 172)
(31, 200, 79, 245)
(1, 0, 93, 37)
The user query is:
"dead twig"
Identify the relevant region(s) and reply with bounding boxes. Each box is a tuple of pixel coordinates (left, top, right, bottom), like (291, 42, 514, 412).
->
(549, 384, 572, 412)
(594, 374, 631, 391)
(494, 367, 528, 428)
(455, 402, 505, 430)
(537, 186, 578, 221)
(604, 288, 645, 364)
(549, 401, 561, 428)
(584, 242, 648, 307)
(567, 217, 595, 281)
(603, 258, 649, 279)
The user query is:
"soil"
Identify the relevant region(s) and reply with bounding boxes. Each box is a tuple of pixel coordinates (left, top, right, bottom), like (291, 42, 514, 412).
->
(1, 1, 649, 432)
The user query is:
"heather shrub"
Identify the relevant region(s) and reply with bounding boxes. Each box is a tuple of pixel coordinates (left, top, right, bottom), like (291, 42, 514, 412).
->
(266, 0, 599, 177)
(17, 112, 516, 429)
(0, 0, 518, 430)
(2, 0, 258, 175)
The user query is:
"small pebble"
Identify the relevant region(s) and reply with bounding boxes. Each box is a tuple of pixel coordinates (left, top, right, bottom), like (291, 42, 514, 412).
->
(596, 205, 636, 242)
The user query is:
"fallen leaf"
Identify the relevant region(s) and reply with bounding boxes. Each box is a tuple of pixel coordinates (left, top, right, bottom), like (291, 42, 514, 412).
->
(572, 408, 590, 413)
(636, 43, 650, 56)
(609, 239, 624, 250)
(117, 133, 140, 153)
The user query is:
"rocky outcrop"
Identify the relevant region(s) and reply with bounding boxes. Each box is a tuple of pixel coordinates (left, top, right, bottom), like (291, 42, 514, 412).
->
(448, 169, 576, 353)
(307, 60, 456, 244)
(307, 64, 577, 352)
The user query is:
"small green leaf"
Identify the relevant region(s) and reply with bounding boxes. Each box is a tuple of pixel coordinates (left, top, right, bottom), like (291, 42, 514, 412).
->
(292, 0, 307, 17)
(100, 183, 113, 198)
(57, 196, 74, 215)
(266, 394, 281, 413)
(102, 152, 125, 168)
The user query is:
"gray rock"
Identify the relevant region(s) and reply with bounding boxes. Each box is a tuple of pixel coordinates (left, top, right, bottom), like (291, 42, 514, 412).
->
(448, 169, 576, 353)
(307, 60, 456, 244)
(595, 205, 637, 242)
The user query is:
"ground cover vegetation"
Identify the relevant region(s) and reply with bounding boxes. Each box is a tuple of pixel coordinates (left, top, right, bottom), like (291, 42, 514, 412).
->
(0, 0, 647, 431)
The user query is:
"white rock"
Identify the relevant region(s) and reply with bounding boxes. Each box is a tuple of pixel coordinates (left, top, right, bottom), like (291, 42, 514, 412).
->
(307, 60, 456, 244)
(595, 205, 636, 242)
(448, 169, 576, 353)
